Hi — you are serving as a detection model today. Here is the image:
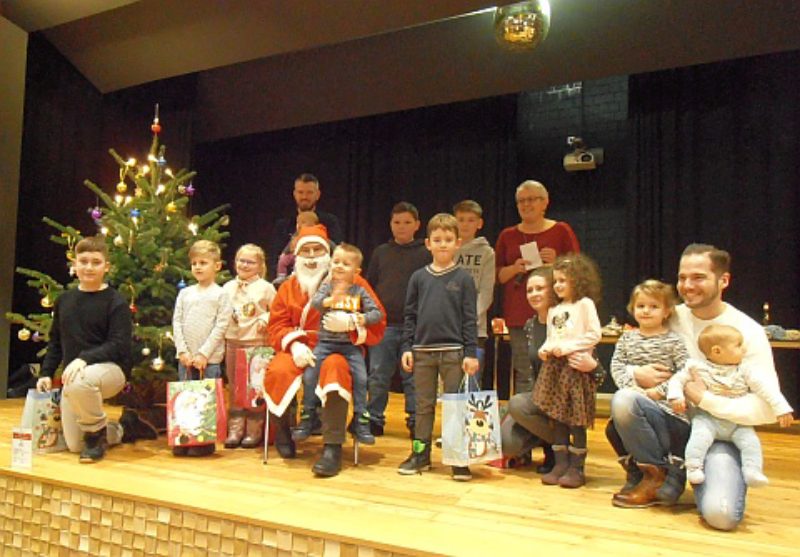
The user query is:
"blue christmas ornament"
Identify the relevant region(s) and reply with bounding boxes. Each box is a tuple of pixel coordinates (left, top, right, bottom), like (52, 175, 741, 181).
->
(177, 279, 187, 289)
(130, 209, 141, 217)
(157, 155, 166, 166)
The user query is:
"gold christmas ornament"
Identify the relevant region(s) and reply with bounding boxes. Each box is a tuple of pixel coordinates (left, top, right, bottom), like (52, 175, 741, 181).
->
(40, 296, 53, 308)
(116, 181, 128, 193)
(166, 202, 177, 213)
(113, 235, 125, 247)
(494, 1, 550, 52)
(151, 356, 165, 371)
(141, 347, 151, 356)
(18, 328, 32, 341)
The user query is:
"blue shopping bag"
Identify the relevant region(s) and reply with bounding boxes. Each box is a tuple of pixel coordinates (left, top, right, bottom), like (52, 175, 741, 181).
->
(441, 385, 502, 466)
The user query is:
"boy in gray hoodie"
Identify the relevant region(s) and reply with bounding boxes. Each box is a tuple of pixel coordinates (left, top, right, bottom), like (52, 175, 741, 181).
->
(454, 200, 496, 388)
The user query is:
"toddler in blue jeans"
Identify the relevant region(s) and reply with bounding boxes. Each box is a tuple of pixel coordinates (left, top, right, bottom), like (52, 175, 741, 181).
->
(293, 243, 383, 444)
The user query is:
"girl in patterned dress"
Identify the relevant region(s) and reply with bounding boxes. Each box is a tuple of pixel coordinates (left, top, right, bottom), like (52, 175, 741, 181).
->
(532, 253, 602, 488)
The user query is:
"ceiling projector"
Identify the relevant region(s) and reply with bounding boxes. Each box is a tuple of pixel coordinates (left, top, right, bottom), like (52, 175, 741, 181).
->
(563, 136, 603, 172)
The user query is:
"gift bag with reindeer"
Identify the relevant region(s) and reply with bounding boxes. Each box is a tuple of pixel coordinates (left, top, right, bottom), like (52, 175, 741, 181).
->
(166, 377, 226, 447)
(20, 388, 67, 454)
(441, 385, 502, 466)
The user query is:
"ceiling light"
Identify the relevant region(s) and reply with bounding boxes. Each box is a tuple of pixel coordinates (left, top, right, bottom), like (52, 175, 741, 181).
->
(494, 1, 551, 52)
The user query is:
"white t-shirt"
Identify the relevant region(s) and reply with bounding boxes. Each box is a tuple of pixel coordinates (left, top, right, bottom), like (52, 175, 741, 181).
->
(671, 303, 789, 425)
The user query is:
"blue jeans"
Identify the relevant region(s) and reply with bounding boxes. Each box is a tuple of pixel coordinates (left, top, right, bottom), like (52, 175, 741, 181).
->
(367, 326, 415, 426)
(304, 342, 367, 418)
(177, 363, 222, 381)
(611, 388, 746, 530)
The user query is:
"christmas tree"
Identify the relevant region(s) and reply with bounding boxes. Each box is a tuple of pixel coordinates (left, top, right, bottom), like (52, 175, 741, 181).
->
(6, 106, 231, 393)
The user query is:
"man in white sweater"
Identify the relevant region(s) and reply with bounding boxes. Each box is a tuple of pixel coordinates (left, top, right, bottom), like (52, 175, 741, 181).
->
(609, 244, 789, 530)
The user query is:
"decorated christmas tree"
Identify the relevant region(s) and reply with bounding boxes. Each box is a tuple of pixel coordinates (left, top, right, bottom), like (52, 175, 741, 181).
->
(6, 106, 231, 397)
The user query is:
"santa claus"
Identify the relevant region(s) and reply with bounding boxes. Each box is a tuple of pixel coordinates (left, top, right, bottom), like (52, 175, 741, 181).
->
(264, 224, 385, 476)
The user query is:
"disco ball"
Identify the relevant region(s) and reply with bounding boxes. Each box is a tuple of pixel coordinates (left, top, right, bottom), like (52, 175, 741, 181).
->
(494, 1, 551, 52)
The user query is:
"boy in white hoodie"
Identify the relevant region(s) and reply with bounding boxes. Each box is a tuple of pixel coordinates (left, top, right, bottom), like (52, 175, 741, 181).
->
(454, 200, 496, 387)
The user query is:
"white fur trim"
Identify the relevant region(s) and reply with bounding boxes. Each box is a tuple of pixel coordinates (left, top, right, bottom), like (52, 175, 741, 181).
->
(315, 382, 352, 407)
(281, 329, 307, 352)
(294, 235, 329, 255)
(264, 375, 302, 417)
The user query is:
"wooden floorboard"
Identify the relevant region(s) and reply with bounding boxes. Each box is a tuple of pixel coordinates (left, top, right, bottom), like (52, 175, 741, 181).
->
(0, 395, 797, 556)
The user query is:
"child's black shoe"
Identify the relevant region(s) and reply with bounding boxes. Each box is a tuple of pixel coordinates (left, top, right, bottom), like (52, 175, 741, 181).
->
(451, 466, 472, 482)
(292, 413, 314, 441)
(79, 427, 108, 463)
(398, 439, 431, 475)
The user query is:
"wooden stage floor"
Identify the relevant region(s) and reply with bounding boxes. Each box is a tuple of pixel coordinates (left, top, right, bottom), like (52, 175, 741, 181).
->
(1, 394, 798, 556)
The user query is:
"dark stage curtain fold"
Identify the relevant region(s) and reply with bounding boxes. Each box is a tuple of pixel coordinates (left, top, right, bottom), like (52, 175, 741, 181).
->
(626, 52, 800, 326)
(194, 96, 518, 273)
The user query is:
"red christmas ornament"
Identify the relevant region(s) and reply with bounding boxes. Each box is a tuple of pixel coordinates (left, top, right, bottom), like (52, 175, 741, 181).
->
(129, 303, 138, 314)
(151, 122, 162, 134)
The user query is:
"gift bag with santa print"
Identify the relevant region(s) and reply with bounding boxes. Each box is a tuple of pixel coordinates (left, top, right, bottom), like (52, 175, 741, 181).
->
(441, 386, 502, 467)
(233, 346, 274, 409)
(20, 388, 67, 454)
(166, 377, 226, 447)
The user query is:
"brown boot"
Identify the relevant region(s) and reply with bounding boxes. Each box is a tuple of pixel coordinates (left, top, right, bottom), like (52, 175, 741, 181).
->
(612, 463, 667, 508)
(240, 411, 265, 448)
(613, 455, 644, 497)
(224, 410, 246, 449)
(540, 445, 569, 485)
(558, 447, 587, 488)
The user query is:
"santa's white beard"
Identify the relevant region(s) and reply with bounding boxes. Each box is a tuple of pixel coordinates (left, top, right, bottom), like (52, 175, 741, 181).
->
(295, 253, 330, 295)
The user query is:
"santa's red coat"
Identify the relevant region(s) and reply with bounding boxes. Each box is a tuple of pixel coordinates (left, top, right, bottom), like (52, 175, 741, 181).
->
(263, 274, 386, 416)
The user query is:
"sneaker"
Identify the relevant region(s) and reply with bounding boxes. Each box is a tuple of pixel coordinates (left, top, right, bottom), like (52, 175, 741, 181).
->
(79, 427, 108, 463)
(451, 466, 472, 482)
(291, 414, 314, 442)
(353, 421, 375, 445)
(398, 440, 431, 475)
(369, 422, 384, 437)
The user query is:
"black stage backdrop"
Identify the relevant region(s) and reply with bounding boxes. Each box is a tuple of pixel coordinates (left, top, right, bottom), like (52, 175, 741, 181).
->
(192, 96, 519, 276)
(626, 52, 800, 405)
(10, 34, 800, 405)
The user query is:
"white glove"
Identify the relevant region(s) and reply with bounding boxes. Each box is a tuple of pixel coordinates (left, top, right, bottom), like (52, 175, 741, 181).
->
(322, 310, 356, 333)
(36, 376, 53, 393)
(290, 342, 316, 369)
(62, 358, 87, 385)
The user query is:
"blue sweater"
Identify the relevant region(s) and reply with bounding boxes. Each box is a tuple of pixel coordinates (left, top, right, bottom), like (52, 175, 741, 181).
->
(402, 265, 478, 357)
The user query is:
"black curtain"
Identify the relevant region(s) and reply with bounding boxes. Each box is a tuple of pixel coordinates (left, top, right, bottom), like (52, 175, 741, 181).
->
(627, 52, 800, 408)
(627, 52, 800, 325)
(194, 96, 518, 271)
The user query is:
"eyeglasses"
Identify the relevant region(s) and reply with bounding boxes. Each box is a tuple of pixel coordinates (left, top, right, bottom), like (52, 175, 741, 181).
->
(236, 259, 258, 266)
(516, 196, 545, 204)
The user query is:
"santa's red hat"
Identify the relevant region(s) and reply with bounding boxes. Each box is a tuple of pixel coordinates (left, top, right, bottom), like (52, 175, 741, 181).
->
(294, 224, 330, 255)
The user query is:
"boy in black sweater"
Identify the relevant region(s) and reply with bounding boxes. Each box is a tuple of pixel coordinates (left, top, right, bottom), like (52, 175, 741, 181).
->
(398, 213, 479, 481)
(365, 202, 431, 437)
(37, 236, 132, 463)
